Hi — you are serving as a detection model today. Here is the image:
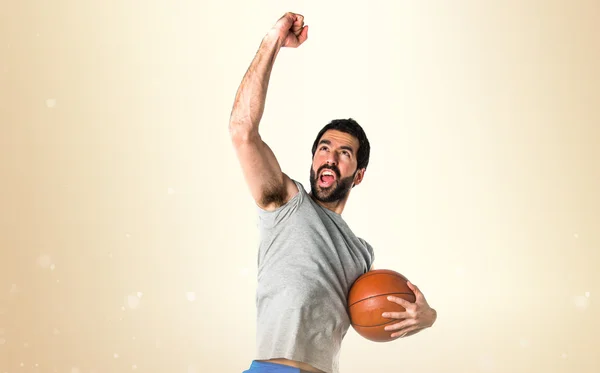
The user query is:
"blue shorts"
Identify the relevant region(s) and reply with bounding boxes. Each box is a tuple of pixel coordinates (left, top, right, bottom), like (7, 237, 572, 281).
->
(242, 360, 307, 373)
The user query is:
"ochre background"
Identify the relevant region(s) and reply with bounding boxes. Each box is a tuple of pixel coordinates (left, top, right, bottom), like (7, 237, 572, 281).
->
(1, 1, 598, 372)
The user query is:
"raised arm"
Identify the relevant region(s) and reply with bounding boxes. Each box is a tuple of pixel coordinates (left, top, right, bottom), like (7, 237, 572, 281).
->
(229, 12, 308, 211)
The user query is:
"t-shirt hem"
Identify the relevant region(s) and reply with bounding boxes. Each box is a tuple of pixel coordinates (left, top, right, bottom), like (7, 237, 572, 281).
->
(254, 353, 334, 373)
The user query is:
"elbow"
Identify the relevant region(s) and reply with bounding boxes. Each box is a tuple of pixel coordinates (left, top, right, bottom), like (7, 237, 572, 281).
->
(229, 122, 258, 146)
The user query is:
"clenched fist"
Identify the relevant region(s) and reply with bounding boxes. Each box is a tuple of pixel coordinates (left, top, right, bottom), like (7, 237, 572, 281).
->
(272, 12, 308, 48)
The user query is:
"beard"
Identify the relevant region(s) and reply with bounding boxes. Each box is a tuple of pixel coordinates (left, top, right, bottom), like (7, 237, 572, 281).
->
(310, 164, 356, 203)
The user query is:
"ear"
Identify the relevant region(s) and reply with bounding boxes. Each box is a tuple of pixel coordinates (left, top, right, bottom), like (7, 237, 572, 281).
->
(352, 168, 366, 187)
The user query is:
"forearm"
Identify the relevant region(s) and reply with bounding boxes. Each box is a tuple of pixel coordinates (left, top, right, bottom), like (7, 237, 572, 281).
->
(229, 30, 284, 138)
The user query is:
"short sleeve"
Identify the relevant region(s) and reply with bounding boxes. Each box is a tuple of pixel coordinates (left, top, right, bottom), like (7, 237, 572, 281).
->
(358, 237, 375, 270)
(256, 180, 304, 229)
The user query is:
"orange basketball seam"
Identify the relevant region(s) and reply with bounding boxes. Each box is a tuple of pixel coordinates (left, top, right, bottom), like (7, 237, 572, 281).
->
(348, 292, 415, 308)
(352, 272, 405, 287)
(351, 318, 397, 328)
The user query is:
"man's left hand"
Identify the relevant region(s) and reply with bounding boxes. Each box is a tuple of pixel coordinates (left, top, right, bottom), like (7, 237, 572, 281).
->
(381, 281, 437, 339)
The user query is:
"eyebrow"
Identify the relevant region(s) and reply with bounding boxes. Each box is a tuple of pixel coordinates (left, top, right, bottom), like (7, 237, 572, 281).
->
(318, 139, 355, 154)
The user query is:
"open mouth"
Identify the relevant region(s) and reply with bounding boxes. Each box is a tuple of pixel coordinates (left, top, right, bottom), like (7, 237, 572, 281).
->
(319, 169, 337, 188)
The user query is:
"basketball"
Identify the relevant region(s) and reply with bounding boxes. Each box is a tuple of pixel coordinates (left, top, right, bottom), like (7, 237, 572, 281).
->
(348, 269, 416, 342)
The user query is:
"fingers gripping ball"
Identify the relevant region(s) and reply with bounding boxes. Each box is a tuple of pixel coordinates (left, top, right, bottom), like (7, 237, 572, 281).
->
(348, 269, 415, 342)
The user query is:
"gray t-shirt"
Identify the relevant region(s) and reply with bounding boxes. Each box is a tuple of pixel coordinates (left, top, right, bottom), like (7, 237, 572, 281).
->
(254, 180, 375, 373)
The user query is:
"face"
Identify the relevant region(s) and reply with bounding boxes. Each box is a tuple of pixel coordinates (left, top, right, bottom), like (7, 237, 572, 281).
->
(310, 130, 364, 203)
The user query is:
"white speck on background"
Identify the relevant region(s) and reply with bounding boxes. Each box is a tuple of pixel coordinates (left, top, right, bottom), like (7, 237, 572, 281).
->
(0, 338, 6, 345)
(585, 291, 590, 298)
(167, 187, 175, 195)
(20, 362, 24, 367)
(186, 292, 196, 302)
(113, 353, 119, 359)
(23, 342, 29, 348)
(127, 294, 140, 309)
(46, 99, 56, 108)
(455, 266, 465, 277)
(71, 367, 80, 373)
(573, 233, 579, 239)
(125, 233, 131, 238)
(137, 292, 143, 298)
(53, 328, 60, 335)
(574, 295, 589, 310)
(561, 352, 568, 359)
(188, 365, 197, 373)
(50, 264, 55, 271)
(9, 284, 19, 294)
(121, 306, 126, 311)
(132, 365, 137, 370)
(108, 252, 113, 259)
(37, 255, 52, 268)
(519, 338, 530, 348)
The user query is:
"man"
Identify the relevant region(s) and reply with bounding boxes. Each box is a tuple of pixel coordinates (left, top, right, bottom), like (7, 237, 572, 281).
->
(229, 12, 437, 373)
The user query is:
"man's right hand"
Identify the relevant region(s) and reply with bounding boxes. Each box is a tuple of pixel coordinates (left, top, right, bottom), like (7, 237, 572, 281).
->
(271, 12, 308, 48)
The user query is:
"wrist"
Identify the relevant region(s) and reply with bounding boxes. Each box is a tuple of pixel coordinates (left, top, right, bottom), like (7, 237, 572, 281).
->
(263, 28, 285, 49)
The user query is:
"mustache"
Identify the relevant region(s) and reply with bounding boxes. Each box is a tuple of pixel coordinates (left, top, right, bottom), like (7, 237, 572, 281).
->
(316, 164, 341, 179)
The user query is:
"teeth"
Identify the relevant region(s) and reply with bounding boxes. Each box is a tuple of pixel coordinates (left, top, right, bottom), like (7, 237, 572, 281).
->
(322, 171, 334, 176)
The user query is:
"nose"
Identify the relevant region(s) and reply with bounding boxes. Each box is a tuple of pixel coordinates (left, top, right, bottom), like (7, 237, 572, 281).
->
(326, 150, 339, 165)
(326, 154, 338, 166)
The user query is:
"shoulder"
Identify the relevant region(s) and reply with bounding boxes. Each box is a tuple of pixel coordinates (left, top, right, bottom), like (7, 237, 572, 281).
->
(357, 237, 375, 260)
(256, 178, 307, 225)
(258, 173, 300, 211)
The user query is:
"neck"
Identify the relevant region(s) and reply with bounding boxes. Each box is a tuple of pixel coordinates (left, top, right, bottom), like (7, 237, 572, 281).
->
(309, 193, 348, 215)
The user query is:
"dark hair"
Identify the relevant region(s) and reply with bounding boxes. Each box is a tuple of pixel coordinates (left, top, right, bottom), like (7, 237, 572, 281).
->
(311, 118, 370, 170)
